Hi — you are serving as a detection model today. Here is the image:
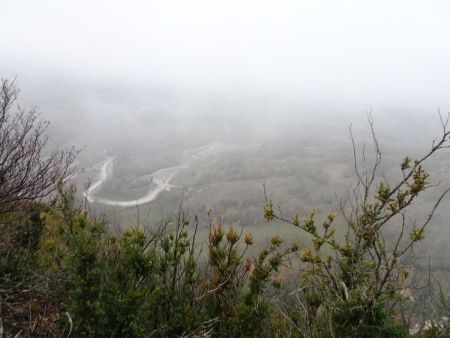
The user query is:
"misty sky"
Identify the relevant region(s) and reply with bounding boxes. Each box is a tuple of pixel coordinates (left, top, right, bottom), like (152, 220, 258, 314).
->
(1, 0, 449, 108)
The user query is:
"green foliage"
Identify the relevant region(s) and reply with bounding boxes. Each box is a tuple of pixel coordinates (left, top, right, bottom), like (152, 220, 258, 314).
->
(0, 203, 46, 296)
(2, 118, 449, 337)
(331, 299, 409, 338)
(11, 187, 292, 337)
(262, 121, 450, 337)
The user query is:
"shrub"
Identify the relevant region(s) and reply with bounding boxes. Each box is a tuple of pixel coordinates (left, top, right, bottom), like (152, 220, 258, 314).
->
(263, 115, 450, 336)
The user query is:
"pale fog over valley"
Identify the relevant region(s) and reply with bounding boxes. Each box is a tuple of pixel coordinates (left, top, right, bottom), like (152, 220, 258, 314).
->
(2, 0, 450, 316)
(1, 0, 450, 249)
(2, 0, 450, 335)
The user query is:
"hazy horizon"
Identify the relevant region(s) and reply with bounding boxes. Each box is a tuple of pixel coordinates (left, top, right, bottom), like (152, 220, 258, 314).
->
(1, 1, 449, 232)
(1, 0, 450, 110)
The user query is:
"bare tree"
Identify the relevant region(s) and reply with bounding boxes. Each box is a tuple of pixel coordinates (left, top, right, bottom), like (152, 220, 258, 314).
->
(0, 79, 78, 213)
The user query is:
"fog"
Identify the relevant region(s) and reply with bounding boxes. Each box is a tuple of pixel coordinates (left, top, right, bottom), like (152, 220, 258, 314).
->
(2, 3, 450, 331)
(1, 0, 449, 257)
(1, 0, 450, 108)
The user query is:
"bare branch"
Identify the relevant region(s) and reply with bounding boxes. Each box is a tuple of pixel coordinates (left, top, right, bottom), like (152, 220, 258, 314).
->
(0, 79, 79, 213)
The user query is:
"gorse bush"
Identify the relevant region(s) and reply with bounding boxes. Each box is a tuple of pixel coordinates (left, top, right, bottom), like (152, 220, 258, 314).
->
(2, 122, 450, 337)
(33, 187, 293, 337)
(262, 116, 450, 337)
(1, 80, 450, 337)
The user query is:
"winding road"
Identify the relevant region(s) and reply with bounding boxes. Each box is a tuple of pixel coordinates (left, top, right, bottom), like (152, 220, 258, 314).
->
(83, 142, 259, 208)
(84, 157, 183, 207)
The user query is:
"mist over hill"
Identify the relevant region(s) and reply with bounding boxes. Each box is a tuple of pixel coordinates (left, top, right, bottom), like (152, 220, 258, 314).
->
(1, 1, 450, 335)
(11, 78, 447, 269)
